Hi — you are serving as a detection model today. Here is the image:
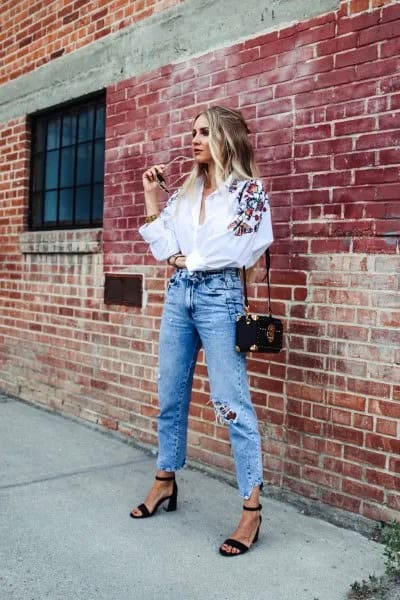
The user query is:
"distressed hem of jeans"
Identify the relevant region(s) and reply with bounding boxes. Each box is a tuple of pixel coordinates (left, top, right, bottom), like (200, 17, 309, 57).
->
(156, 459, 186, 472)
(241, 478, 264, 500)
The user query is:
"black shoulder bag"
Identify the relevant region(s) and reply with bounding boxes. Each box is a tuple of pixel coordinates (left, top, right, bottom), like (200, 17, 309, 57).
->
(235, 248, 283, 353)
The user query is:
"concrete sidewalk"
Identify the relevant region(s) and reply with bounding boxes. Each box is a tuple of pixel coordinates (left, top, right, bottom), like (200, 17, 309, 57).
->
(0, 394, 384, 600)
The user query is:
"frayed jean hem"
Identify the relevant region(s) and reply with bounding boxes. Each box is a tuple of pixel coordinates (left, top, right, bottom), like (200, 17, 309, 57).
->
(241, 478, 264, 500)
(156, 459, 186, 472)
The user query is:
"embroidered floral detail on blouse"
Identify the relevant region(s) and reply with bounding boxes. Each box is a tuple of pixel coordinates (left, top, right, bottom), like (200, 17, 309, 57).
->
(228, 180, 269, 237)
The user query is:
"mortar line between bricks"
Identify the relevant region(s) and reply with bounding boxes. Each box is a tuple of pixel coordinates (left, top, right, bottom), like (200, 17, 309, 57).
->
(0, 457, 153, 491)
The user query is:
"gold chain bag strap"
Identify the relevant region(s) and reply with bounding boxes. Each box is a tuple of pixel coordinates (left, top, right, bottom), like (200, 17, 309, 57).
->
(235, 250, 283, 353)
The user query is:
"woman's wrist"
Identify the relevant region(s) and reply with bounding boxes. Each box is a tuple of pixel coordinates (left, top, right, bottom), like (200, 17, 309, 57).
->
(175, 255, 186, 269)
(167, 253, 186, 268)
(144, 214, 159, 224)
(167, 254, 180, 267)
(144, 190, 159, 215)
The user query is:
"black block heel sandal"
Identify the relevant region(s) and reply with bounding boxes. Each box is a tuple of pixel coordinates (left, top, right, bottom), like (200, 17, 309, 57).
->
(219, 504, 262, 556)
(130, 475, 177, 519)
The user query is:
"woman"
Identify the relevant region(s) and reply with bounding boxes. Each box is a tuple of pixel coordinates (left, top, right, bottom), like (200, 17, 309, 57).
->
(130, 106, 273, 557)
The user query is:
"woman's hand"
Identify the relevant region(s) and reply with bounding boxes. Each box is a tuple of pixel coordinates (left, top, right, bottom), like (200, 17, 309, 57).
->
(142, 164, 166, 193)
(175, 255, 186, 269)
(168, 254, 187, 269)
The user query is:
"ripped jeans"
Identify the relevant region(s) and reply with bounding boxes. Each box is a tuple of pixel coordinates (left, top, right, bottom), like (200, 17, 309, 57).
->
(157, 267, 263, 499)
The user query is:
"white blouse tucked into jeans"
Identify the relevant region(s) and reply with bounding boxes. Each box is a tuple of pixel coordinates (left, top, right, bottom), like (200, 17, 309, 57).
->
(139, 177, 274, 272)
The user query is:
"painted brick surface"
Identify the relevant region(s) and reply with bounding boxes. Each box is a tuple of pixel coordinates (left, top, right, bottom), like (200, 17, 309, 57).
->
(0, 0, 185, 85)
(1, 0, 400, 522)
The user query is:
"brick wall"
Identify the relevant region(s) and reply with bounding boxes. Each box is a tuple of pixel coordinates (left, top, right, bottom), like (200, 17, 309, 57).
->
(0, 118, 29, 270)
(0, 0, 184, 85)
(342, 0, 396, 15)
(1, 0, 399, 523)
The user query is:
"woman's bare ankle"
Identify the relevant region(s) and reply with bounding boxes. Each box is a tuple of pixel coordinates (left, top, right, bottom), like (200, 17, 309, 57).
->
(156, 469, 175, 479)
(243, 484, 261, 509)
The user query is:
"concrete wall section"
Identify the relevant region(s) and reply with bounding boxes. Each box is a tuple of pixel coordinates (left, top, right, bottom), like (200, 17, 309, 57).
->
(0, 0, 338, 122)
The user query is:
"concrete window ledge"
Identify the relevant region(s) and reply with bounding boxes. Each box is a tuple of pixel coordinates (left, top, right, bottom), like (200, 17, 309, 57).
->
(20, 229, 103, 254)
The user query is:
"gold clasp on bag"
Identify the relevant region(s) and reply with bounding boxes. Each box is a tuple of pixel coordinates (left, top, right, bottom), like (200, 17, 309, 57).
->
(267, 323, 276, 343)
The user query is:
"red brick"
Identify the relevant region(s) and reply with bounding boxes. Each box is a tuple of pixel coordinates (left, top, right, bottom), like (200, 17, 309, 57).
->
(366, 469, 400, 491)
(338, 7, 379, 36)
(376, 418, 398, 437)
(381, 2, 400, 22)
(389, 458, 400, 474)
(282, 477, 320, 500)
(322, 490, 361, 513)
(359, 20, 400, 46)
(324, 457, 363, 479)
(347, 378, 391, 398)
(334, 117, 376, 137)
(313, 171, 352, 188)
(387, 494, 400, 512)
(357, 129, 400, 151)
(366, 434, 400, 454)
(310, 239, 352, 253)
(381, 74, 400, 93)
(355, 167, 400, 185)
(295, 22, 336, 47)
(343, 480, 384, 503)
(286, 446, 319, 466)
(317, 32, 358, 57)
(336, 45, 378, 69)
(303, 465, 341, 489)
(349, 0, 370, 16)
(353, 238, 397, 254)
(353, 414, 373, 431)
(357, 56, 399, 83)
(287, 415, 323, 435)
(379, 112, 400, 130)
(327, 324, 368, 342)
(334, 151, 375, 170)
(362, 502, 400, 523)
(344, 445, 386, 468)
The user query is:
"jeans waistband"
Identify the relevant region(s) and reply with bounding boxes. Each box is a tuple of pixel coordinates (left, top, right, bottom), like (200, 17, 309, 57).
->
(177, 267, 240, 277)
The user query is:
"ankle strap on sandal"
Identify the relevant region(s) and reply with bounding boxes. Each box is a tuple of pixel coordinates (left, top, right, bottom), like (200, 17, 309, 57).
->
(243, 504, 262, 511)
(155, 475, 175, 481)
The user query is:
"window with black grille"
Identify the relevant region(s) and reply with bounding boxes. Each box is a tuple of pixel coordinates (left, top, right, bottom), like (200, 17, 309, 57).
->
(29, 92, 105, 230)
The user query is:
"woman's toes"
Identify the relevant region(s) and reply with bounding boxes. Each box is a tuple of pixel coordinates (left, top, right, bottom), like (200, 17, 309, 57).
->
(222, 543, 237, 554)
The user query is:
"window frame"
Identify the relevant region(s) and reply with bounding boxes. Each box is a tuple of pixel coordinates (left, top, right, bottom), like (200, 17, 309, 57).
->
(28, 90, 106, 231)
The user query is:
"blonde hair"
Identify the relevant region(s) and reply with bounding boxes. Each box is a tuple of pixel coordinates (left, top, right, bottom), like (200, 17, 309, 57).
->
(179, 105, 259, 197)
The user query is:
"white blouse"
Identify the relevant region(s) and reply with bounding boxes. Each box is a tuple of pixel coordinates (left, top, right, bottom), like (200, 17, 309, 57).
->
(139, 177, 274, 272)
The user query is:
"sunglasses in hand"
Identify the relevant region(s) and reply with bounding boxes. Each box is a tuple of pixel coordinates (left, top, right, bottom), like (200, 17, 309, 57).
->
(155, 169, 169, 194)
(154, 155, 193, 195)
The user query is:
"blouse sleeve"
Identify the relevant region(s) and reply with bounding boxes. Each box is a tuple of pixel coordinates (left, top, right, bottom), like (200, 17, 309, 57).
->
(138, 190, 181, 260)
(185, 179, 273, 272)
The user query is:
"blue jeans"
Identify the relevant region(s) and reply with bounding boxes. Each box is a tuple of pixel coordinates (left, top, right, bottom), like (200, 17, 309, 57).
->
(157, 268, 263, 499)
